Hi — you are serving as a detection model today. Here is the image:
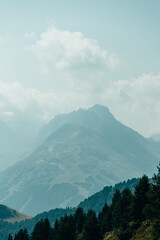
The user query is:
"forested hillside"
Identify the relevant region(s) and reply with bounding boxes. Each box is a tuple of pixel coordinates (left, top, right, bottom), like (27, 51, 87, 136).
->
(78, 177, 139, 213)
(8, 165, 160, 240)
(0, 177, 139, 240)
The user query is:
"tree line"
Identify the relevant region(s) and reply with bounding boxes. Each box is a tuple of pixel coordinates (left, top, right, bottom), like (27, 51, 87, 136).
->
(9, 165, 160, 240)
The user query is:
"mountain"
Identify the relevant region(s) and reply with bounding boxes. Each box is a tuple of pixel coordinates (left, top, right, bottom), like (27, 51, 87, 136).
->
(0, 120, 16, 170)
(150, 133, 160, 142)
(0, 176, 157, 240)
(0, 204, 31, 223)
(0, 119, 38, 171)
(0, 177, 139, 240)
(0, 207, 75, 240)
(104, 221, 159, 240)
(78, 177, 140, 213)
(0, 105, 159, 215)
(0, 204, 32, 240)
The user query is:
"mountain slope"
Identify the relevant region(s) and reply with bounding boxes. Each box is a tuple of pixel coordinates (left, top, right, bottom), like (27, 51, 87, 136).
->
(0, 177, 140, 240)
(104, 221, 159, 240)
(0, 105, 159, 215)
(0, 119, 38, 171)
(0, 204, 31, 223)
(151, 133, 160, 142)
(78, 177, 140, 213)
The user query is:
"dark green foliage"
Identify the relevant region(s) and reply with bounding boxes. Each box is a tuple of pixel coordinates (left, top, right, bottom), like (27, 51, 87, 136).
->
(8, 234, 13, 240)
(98, 203, 112, 233)
(0, 179, 140, 240)
(0, 207, 75, 240)
(110, 188, 133, 230)
(82, 210, 101, 240)
(74, 207, 86, 234)
(79, 178, 139, 213)
(152, 220, 160, 240)
(57, 215, 76, 240)
(50, 219, 59, 240)
(111, 190, 122, 229)
(14, 229, 29, 240)
(31, 218, 51, 240)
(119, 188, 133, 228)
(117, 225, 133, 240)
(49, 214, 76, 240)
(144, 164, 160, 219)
(133, 175, 150, 221)
(4, 166, 160, 240)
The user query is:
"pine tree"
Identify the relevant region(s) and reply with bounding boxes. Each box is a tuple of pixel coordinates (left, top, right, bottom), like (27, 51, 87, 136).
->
(151, 164, 160, 218)
(111, 189, 122, 229)
(144, 164, 160, 219)
(119, 188, 133, 228)
(56, 214, 76, 240)
(14, 229, 29, 240)
(31, 218, 51, 240)
(98, 203, 112, 233)
(133, 175, 150, 222)
(8, 234, 13, 240)
(50, 219, 59, 240)
(82, 210, 101, 240)
(74, 207, 86, 234)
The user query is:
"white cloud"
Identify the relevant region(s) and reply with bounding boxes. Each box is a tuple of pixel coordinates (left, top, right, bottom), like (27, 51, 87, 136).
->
(0, 81, 90, 126)
(101, 73, 160, 137)
(1, 73, 160, 137)
(0, 27, 159, 137)
(30, 27, 121, 90)
(0, 81, 54, 122)
(24, 32, 36, 40)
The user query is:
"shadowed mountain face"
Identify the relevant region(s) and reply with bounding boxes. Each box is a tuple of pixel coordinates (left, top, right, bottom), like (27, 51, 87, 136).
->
(0, 105, 159, 215)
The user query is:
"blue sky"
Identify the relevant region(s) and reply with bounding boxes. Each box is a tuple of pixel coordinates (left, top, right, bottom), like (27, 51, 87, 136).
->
(0, 0, 160, 137)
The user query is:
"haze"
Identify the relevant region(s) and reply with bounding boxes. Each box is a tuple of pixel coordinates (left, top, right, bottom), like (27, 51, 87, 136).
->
(0, 0, 160, 169)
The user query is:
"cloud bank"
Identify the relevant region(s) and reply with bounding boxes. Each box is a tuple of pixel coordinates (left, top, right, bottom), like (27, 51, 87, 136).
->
(0, 27, 159, 137)
(30, 27, 121, 91)
(0, 72, 160, 137)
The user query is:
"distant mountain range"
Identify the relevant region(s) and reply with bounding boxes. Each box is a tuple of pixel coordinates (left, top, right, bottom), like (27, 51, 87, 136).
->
(0, 104, 159, 215)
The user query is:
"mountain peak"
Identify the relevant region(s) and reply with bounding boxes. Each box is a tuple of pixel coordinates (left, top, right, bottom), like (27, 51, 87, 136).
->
(0, 104, 159, 215)
(88, 104, 115, 121)
(89, 104, 110, 111)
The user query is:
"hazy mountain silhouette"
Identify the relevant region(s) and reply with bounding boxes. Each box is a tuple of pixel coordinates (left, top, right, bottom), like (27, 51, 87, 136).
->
(0, 105, 159, 215)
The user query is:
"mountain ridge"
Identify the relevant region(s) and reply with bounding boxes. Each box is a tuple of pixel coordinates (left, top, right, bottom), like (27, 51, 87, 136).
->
(0, 176, 140, 240)
(0, 204, 32, 223)
(0, 105, 159, 215)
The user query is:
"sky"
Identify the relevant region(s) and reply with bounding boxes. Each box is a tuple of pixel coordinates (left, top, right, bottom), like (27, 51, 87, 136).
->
(0, 0, 160, 137)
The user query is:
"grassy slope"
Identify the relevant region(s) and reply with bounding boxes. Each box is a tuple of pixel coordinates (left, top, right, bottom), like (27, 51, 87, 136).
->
(4, 211, 32, 223)
(104, 221, 159, 240)
(0, 204, 32, 223)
